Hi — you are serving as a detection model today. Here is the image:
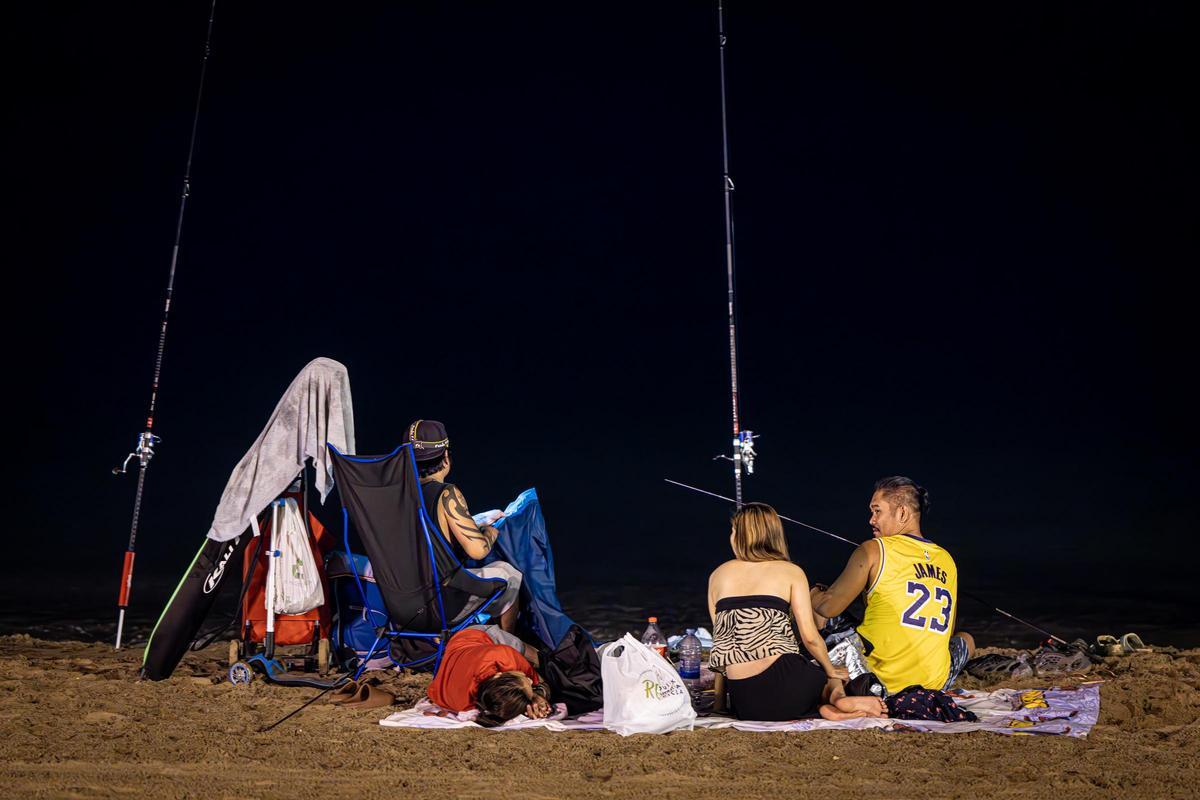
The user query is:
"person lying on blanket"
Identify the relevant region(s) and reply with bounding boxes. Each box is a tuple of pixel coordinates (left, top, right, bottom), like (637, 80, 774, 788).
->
(812, 476, 975, 696)
(410, 419, 524, 633)
(426, 625, 553, 727)
(708, 503, 885, 721)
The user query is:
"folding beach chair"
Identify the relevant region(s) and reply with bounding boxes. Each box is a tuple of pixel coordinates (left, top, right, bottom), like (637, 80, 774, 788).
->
(326, 443, 507, 675)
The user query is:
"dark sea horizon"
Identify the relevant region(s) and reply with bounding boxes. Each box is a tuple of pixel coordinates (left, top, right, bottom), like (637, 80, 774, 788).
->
(3, 566, 1195, 652)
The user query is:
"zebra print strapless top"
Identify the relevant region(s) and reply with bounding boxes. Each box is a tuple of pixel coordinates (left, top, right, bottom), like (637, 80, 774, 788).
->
(708, 594, 800, 669)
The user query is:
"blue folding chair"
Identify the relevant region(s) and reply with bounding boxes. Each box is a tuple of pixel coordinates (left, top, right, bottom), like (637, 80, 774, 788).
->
(327, 443, 506, 676)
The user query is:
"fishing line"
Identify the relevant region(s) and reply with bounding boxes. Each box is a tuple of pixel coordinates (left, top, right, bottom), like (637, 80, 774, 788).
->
(110, 0, 218, 650)
(259, 669, 354, 733)
(665, 477, 1069, 645)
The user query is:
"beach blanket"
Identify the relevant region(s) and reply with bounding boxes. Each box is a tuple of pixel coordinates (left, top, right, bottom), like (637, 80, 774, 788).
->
(380, 685, 1100, 737)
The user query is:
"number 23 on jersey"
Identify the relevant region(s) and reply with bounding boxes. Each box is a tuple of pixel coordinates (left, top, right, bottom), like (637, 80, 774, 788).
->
(901, 581, 953, 633)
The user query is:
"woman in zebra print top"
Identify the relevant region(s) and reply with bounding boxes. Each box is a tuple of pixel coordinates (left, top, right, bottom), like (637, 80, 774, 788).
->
(707, 503, 882, 721)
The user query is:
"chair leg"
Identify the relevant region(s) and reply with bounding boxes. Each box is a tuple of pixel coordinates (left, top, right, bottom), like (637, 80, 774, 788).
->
(318, 638, 330, 675)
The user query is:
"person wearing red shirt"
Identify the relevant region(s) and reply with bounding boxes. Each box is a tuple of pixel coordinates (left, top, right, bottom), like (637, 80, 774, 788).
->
(427, 626, 552, 726)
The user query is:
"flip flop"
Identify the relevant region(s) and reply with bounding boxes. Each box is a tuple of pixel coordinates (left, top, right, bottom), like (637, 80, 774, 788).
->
(1120, 632, 1150, 654)
(1091, 635, 1122, 657)
(339, 683, 396, 710)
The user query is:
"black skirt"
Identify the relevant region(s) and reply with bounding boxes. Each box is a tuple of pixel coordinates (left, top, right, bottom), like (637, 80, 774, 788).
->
(727, 653, 827, 720)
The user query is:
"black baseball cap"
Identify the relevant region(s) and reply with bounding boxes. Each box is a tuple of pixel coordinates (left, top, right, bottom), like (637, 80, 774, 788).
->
(408, 419, 450, 462)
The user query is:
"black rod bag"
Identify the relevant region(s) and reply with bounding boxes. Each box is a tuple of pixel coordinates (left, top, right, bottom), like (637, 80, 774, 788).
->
(536, 624, 603, 715)
(141, 531, 250, 680)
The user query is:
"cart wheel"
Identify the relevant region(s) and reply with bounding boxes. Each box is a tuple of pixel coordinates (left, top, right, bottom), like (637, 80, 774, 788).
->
(228, 639, 240, 667)
(318, 638, 330, 675)
(229, 661, 254, 686)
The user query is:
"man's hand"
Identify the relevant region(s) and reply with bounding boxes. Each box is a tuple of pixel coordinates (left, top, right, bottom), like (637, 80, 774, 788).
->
(476, 509, 506, 526)
(827, 665, 850, 682)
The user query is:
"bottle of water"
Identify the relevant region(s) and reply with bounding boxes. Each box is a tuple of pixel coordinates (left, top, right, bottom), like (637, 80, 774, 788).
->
(678, 628, 702, 696)
(641, 616, 668, 660)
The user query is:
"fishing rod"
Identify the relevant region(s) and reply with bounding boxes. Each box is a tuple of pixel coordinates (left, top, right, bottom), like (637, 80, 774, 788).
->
(714, 1, 757, 506)
(110, 0, 219, 650)
(665, 478, 1070, 646)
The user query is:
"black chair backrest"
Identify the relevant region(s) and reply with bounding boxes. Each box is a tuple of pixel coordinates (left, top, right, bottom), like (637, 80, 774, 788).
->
(327, 443, 502, 633)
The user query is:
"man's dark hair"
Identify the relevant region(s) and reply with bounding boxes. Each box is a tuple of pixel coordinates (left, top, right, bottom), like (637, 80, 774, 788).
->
(475, 672, 532, 728)
(873, 476, 930, 517)
(417, 451, 448, 480)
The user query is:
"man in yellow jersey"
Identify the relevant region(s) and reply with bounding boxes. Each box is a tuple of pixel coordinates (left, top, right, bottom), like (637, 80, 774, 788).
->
(812, 477, 974, 695)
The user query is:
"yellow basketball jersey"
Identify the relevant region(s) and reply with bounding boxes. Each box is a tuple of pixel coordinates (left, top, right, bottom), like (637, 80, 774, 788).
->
(858, 533, 958, 693)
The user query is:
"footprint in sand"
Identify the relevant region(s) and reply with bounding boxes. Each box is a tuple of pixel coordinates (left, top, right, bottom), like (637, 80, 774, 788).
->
(84, 711, 126, 723)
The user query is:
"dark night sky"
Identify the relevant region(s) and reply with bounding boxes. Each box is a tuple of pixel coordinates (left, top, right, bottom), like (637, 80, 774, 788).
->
(7, 4, 1196, 629)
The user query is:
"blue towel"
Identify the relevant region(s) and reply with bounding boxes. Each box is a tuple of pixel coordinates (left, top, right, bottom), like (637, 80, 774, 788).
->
(468, 488, 588, 648)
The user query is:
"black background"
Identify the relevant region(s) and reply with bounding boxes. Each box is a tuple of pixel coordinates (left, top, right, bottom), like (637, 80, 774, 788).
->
(8, 3, 1196, 638)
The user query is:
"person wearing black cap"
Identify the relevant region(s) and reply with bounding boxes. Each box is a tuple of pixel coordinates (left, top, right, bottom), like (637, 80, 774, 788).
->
(409, 420, 524, 633)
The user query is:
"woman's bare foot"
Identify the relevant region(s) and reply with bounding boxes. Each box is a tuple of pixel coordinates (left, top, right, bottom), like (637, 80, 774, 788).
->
(835, 695, 888, 718)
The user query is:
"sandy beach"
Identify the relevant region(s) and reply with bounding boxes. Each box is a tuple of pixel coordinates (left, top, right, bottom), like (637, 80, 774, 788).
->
(0, 635, 1196, 799)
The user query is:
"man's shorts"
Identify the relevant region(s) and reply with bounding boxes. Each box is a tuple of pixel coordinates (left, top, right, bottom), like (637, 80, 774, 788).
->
(942, 634, 971, 692)
(450, 561, 523, 625)
(466, 623, 525, 651)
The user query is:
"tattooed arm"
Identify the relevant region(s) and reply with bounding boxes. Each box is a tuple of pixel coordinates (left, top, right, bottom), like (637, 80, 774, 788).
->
(438, 485, 498, 560)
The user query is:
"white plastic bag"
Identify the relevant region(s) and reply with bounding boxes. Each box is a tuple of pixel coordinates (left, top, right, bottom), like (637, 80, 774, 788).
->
(600, 633, 696, 735)
(272, 498, 325, 615)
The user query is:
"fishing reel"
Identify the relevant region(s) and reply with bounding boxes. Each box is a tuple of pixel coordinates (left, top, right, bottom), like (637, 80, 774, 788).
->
(714, 430, 759, 474)
(738, 430, 757, 474)
(112, 431, 161, 475)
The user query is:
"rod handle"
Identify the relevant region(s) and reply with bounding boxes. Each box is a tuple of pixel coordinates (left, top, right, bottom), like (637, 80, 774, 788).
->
(117, 551, 136, 607)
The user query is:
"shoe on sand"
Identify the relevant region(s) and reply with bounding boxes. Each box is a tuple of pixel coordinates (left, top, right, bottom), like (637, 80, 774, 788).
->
(966, 653, 1033, 681)
(339, 683, 396, 710)
(1120, 632, 1150, 654)
(1091, 635, 1122, 657)
(329, 679, 361, 704)
(1033, 647, 1091, 676)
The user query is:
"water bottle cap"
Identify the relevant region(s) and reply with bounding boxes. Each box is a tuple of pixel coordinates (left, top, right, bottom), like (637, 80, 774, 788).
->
(648, 616, 658, 623)
(686, 628, 696, 635)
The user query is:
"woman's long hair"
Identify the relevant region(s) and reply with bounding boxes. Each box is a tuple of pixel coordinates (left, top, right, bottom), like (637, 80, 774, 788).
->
(475, 672, 531, 728)
(730, 502, 791, 562)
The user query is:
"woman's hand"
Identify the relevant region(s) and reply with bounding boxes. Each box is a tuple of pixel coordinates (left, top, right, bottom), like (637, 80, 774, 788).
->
(827, 665, 850, 682)
(526, 695, 552, 719)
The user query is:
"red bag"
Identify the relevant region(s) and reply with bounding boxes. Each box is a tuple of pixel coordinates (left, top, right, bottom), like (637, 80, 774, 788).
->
(239, 492, 333, 646)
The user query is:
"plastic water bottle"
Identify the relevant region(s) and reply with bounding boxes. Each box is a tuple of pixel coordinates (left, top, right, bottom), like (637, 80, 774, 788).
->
(678, 628, 702, 696)
(641, 616, 668, 660)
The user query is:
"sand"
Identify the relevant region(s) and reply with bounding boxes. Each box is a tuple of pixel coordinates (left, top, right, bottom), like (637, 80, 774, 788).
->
(0, 635, 1197, 800)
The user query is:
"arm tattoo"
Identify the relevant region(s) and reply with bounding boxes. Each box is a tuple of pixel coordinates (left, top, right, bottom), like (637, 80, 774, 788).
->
(441, 486, 491, 548)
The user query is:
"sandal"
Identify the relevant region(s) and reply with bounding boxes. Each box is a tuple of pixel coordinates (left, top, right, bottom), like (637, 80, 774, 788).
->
(329, 676, 378, 704)
(1091, 635, 1122, 658)
(328, 678, 361, 704)
(338, 683, 396, 710)
(1120, 632, 1150, 654)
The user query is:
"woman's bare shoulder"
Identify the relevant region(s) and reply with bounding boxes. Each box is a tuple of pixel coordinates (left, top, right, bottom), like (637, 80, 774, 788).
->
(709, 559, 741, 578)
(767, 559, 808, 582)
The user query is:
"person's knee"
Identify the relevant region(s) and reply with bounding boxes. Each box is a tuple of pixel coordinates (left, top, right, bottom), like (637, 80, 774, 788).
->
(957, 631, 975, 657)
